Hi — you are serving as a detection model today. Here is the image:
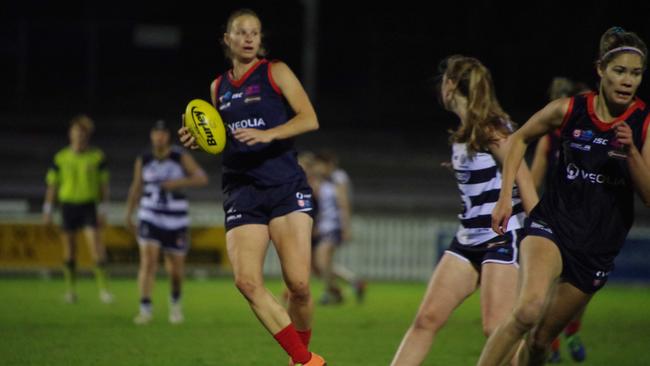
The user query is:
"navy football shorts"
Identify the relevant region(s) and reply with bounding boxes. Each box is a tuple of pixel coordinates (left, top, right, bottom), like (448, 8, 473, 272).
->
(138, 220, 190, 255)
(446, 229, 523, 268)
(223, 178, 314, 231)
(313, 229, 343, 247)
(523, 217, 611, 294)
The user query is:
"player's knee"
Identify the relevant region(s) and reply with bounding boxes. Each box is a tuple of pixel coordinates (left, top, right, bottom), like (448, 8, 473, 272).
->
(141, 260, 156, 275)
(234, 276, 263, 300)
(513, 300, 545, 331)
(286, 280, 311, 303)
(413, 310, 447, 332)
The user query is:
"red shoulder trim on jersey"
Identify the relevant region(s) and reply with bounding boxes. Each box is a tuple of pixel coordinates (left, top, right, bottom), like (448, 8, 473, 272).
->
(587, 92, 644, 132)
(213, 75, 222, 108)
(267, 60, 282, 95)
(558, 97, 574, 133)
(227, 59, 267, 88)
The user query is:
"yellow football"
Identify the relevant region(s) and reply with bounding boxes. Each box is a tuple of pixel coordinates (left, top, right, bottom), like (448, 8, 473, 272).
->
(183, 99, 227, 155)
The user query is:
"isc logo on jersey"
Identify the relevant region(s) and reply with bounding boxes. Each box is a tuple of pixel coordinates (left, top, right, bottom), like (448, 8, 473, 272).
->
(593, 137, 608, 145)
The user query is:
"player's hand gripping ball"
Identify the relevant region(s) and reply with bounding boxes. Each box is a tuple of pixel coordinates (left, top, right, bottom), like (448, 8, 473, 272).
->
(183, 99, 227, 154)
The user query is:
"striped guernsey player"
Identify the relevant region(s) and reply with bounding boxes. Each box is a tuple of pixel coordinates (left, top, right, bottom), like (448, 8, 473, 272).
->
(126, 120, 208, 325)
(391, 55, 538, 366)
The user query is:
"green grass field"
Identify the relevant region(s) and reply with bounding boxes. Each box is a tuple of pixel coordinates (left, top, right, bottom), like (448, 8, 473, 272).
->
(1, 277, 649, 365)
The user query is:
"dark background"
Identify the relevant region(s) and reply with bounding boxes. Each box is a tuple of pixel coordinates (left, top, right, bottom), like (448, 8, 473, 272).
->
(2, 0, 650, 216)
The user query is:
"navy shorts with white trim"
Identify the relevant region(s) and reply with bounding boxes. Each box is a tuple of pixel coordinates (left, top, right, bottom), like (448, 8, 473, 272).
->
(138, 220, 190, 254)
(446, 229, 523, 268)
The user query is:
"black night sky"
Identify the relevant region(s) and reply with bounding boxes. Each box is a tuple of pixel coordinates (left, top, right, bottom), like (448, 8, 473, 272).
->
(2, 0, 650, 209)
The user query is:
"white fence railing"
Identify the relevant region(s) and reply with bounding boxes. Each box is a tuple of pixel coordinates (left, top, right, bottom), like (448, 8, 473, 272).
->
(262, 215, 650, 282)
(263, 216, 458, 281)
(2, 201, 649, 282)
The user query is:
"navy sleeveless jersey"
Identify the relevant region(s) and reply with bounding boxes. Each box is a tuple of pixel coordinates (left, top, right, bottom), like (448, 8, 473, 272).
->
(214, 59, 304, 191)
(531, 92, 649, 260)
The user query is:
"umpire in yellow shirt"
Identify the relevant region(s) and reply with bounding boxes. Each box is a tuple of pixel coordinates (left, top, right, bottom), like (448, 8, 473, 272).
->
(43, 115, 113, 304)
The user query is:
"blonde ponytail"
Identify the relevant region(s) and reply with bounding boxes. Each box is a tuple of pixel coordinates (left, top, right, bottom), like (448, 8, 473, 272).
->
(442, 55, 512, 155)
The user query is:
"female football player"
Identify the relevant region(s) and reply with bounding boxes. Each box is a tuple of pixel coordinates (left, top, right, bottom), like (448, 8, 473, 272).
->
(179, 9, 324, 366)
(478, 27, 650, 366)
(391, 55, 538, 365)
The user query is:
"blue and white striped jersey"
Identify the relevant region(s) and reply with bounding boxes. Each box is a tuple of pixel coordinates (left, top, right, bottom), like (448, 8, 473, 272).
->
(316, 180, 341, 234)
(452, 143, 524, 246)
(138, 146, 190, 230)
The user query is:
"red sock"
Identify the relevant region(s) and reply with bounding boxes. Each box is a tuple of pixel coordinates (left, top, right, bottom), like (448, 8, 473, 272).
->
(273, 324, 311, 364)
(297, 329, 312, 347)
(564, 320, 581, 336)
(551, 338, 561, 351)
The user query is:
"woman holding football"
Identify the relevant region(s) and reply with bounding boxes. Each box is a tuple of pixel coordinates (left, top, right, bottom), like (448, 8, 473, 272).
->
(179, 8, 324, 366)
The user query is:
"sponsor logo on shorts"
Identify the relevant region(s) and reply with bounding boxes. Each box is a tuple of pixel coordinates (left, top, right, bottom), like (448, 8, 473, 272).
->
(593, 270, 610, 287)
(226, 214, 242, 222)
(225, 206, 240, 222)
(231, 92, 243, 99)
(487, 240, 508, 248)
(530, 220, 553, 234)
(496, 247, 511, 255)
(296, 192, 312, 209)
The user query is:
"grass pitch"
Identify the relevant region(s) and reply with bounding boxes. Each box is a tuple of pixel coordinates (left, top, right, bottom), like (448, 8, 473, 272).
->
(0, 277, 648, 365)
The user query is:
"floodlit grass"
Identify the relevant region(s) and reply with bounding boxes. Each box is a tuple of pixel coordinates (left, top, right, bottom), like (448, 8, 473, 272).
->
(1, 277, 648, 365)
